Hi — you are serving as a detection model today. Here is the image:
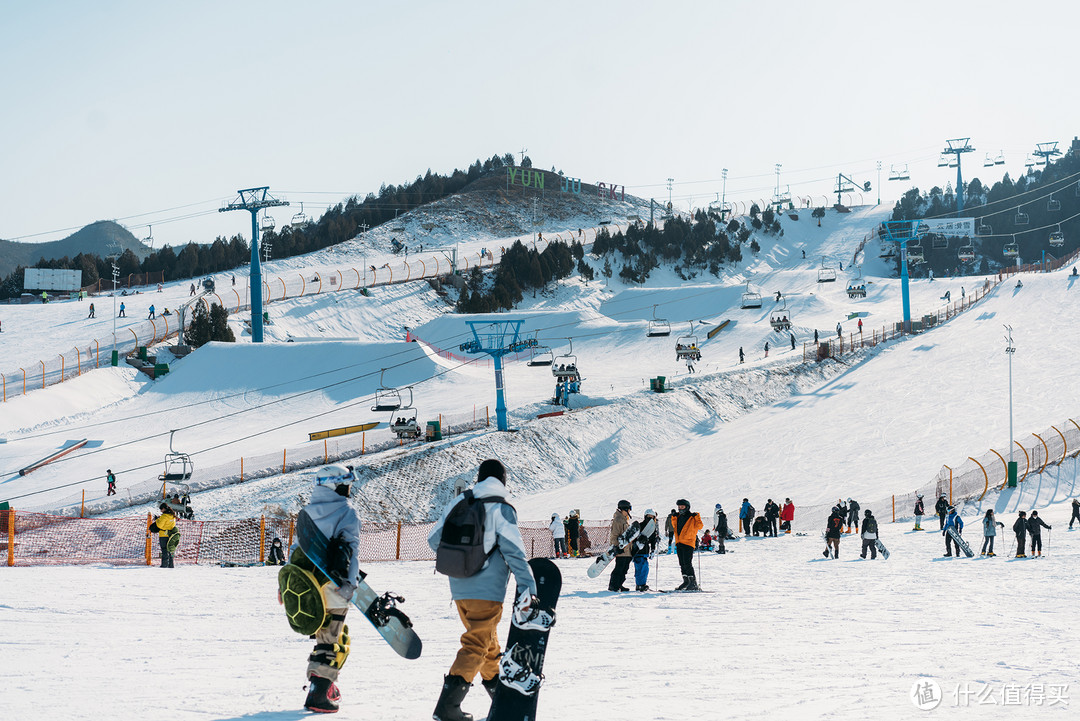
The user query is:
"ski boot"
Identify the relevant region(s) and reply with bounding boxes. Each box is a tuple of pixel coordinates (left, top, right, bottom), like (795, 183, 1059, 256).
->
(499, 644, 543, 696)
(987, 552, 996, 557)
(433, 674, 473, 721)
(305, 674, 341, 714)
(684, 576, 699, 591)
(675, 574, 690, 591)
(481, 676, 499, 700)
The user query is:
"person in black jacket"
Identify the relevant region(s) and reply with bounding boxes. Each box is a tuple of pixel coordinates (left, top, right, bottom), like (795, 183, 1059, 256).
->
(846, 498, 861, 534)
(913, 494, 925, 531)
(1013, 511, 1028, 558)
(764, 499, 780, 537)
(935, 495, 949, 530)
(1027, 511, 1051, 557)
(1070, 499, 1080, 530)
(266, 537, 286, 565)
(714, 505, 728, 554)
(824, 507, 844, 559)
(630, 509, 660, 591)
(860, 510, 879, 560)
(565, 510, 580, 557)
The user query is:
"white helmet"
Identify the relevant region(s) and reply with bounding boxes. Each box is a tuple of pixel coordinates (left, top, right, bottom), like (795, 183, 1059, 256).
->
(552, 513, 559, 520)
(315, 464, 355, 492)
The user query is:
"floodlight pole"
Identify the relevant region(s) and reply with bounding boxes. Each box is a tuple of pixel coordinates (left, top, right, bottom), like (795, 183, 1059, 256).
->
(219, 187, 289, 343)
(1005, 325, 1018, 487)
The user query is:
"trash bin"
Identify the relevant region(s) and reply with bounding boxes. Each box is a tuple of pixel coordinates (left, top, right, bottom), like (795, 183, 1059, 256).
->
(111, 350, 119, 367)
(426, 420, 442, 442)
(656, 376, 666, 392)
(138, 346, 148, 361)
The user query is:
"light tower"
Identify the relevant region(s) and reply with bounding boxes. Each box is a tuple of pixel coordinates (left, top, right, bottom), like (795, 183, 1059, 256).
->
(879, 220, 929, 332)
(1004, 325, 1017, 487)
(458, 320, 531, 431)
(942, 138, 975, 213)
(219, 187, 289, 343)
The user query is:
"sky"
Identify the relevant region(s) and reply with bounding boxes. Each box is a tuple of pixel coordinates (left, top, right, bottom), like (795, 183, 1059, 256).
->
(3, 0, 1077, 249)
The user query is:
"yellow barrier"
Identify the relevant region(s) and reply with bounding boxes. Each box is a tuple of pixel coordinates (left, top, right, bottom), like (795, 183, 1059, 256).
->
(308, 422, 380, 442)
(706, 319, 731, 340)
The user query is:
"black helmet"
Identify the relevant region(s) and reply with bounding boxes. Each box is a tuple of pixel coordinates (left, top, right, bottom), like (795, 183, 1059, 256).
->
(676, 498, 690, 509)
(617, 500, 631, 512)
(864, 509, 872, 516)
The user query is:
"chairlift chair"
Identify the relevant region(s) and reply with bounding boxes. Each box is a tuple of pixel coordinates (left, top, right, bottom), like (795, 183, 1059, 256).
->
(143, 225, 154, 249)
(958, 244, 976, 262)
(907, 243, 925, 264)
(552, 339, 581, 382)
(983, 153, 995, 168)
(769, 300, 792, 330)
(1049, 228, 1065, 247)
(888, 164, 910, 181)
(371, 369, 404, 412)
(260, 214, 275, 233)
(817, 257, 837, 283)
(1003, 241, 1020, 259)
(740, 281, 762, 308)
(390, 407, 422, 440)
(1047, 196, 1061, 212)
(1024, 156, 1035, 168)
(675, 322, 701, 361)
(995, 152, 1006, 165)
(290, 203, 308, 227)
(977, 218, 992, 235)
(647, 305, 672, 337)
(931, 235, 949, 249)
(527, 332, 554, 366)
(159, 430, 194, 483)
(937, 155, 950, 168)
(1014, 211, 1030, 226)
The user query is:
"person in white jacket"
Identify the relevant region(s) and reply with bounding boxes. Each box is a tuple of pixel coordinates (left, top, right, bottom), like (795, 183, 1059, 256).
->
(428, 459, 537, 721)
(550, 513, 568, 558)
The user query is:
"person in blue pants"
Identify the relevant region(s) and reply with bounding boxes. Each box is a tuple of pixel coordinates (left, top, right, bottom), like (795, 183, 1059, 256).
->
(631, 509, 660, 591)
(943, 506, 964, 556)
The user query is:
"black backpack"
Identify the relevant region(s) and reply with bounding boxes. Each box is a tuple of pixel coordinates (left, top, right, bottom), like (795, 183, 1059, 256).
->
(435, 490, 513, 578)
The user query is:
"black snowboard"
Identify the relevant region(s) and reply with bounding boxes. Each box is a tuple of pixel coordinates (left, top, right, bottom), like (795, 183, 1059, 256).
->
(487, 557, 562, 721)
(296, 511, 422, 660)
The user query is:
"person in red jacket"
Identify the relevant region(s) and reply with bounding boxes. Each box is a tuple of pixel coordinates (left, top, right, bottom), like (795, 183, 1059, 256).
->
(780, 498, 795, 533)
(669, 499, 703, 591)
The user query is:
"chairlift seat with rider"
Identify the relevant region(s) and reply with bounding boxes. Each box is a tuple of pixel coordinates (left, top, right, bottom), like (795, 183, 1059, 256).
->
(1049, 230, 1065, 247)
(675, 322, 702, 361)
(552, 340, 581, 382)
(958, 245, 976, 262)
(390, 407, 422, 439)
(1003, 242, 1020, 258)
(769, 310, 792, 330)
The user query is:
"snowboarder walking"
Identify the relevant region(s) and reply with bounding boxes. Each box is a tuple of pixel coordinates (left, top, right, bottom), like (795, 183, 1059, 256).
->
(764, 341, 769, 358)
(790, 332, 796, 350)
(87, 303, 95, 319)
(846, 499, 861, 534)
(149, 503, 177, 568)
(836, 322, 842, 338)
(190, 283, 196, 296)
(1027, 511, 1051, 557)
(860, 510, 879, 559)
(943, 506, 963, 557)
(669, 500, 702, 590)
(428, 459, 537, 721)
(148, 304, 155, 320)
(813, 329, 819, 344)
(738, 346, 744, 364)
(981, 510, 1003, 556)
(607, 500, 633, 592)
(935, 495, 949, 530)
(780, 498, 795, 533)
(565, 510, 580, 557)
(713, 504, 728, 553)
(1070, 499, 1080, 529)
(631, 509, 660, 591)
(913, 494, 925, 530)
(824, 507, 843, 559)
(549, 513, 568, 558)
(106, 469, 116, 496)
(118, 302, 125, 318)
(739, 498, 755, 536)
(1013, 511, 1029, 558)
(764, 499, 780, 537)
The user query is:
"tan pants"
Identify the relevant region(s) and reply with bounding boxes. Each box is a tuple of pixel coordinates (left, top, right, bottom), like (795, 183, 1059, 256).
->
(308, 587, 350, 681)
(449, 599, 503, 682)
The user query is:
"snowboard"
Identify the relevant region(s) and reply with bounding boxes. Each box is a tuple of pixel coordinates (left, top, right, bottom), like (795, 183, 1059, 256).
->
(296, 511, 422, 660)
(874, 539, 890, 560)
(946, 526, 974, 558)
(586, 518, 657, 578)
(488, 557, 561, 721)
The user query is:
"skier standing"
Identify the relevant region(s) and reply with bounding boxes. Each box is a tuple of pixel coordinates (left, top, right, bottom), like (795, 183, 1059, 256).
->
(739, 498, 754, 536)
(148, 304, 155, 320)
(738, 346, 745, 364)
(780, 498, 795, 534)
(1013, 511, 1029, 558)
(836, 322, 842, 338)
(913, 494, 925, 530)
(713, 504, 728, 553)
(664, 509, 676, 553)
(790, 332, 796, 351)
(565, 510, 580, 557)
(846, 498, 861, 534)
(764, 499, 780, 537)
(428, 459, 537, 721)
(860, 510, 879, 560)
(943, 506, 963, 557)
(607, 500, 633, 592)
(88, 303, 95, 319)
(106, 469, 116, 496)
(149, 503, 177, 568)
(764, 341, 769, 358)
(669, 500, 703, 590)
(630, 509, 660, 591)
(549, 513, 568, 558)
(1070, 499, 1080, 529)
(980, 510, 1003, 557)
(824, 507, 843, 559)
(935, 495, 949, 530)
(1027, 511, 1051, 557)
(118, 302, 125, 317)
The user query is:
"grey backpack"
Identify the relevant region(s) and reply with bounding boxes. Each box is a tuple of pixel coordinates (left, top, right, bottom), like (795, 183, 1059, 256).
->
(435, 490, 513, 578)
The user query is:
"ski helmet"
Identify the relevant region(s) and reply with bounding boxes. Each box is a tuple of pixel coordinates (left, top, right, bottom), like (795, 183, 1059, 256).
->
(552, 513, 559, 520)
(315, 464, 355, 495)
(715, 503, 722, 509)
(676, 498, 690, 509)
(644, 508, 656, 517)
(864, 509, 872, 516)
(617, 500, 632, 512)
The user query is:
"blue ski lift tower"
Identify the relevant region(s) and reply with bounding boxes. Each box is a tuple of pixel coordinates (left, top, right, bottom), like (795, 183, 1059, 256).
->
(459, 320, 534, 431)
(879, 220, 928, 333)
(942, 138, 975, 213)
(219, 187, 289, 343)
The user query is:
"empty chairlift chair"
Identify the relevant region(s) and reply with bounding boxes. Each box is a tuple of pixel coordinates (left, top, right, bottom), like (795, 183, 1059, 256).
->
(1014, 210, 1030, 226)
(528, 339, 554, 367)
(159, 430, 194, 484)
(741, 281, 763, 308)
(647, 305, 671, 337)
(371, 369, 404, 412)
(817, 258, 837, 283)
(977, 218, 992, 236)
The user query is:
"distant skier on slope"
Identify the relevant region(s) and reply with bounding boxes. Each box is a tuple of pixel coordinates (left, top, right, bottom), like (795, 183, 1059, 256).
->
(824, 507, 843, 559)
(1013, 511, 1029, 558)
(980, 510, 1003, 557)
(913, 494, 925, 531)
(860, 510, 879, 559)
(935, 495, 949, 530)
(565, 510, 580, 557)
(664, 509, 676, 553)
(739, 498, 755, 536)
(550, 513, 568, 558)
(780, 498, 795, 534)
(1070, 499, 1080, 530)
(764, 499, 780, 537)
(669, 500, 703, 590)
(1026, 511, 1051, 558)
(630, 509, 660, 591)
(713, 504, 729, 553)
(943, 506, 964, 557)
(846, 499, 861, 534)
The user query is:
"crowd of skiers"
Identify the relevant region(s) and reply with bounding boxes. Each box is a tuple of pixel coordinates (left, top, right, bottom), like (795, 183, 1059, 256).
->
(913, 493, 1055, 558)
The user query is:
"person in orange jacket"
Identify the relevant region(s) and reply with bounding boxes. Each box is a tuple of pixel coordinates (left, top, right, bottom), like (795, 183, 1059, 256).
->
(669, 499, 703, 591)
(780, 498, 795, 533)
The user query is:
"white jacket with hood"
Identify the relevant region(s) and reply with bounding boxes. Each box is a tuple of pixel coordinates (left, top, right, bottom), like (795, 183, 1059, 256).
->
(427, 476, 537, 603)
(292, 484, 363, 594)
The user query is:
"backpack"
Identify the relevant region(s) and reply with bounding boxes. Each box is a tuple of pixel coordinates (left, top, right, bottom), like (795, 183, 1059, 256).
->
(435, 489, 513, 578)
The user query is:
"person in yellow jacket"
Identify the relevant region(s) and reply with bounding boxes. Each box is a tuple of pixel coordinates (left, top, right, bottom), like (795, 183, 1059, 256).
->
(669, 499, 703, 591)
(150, 503, 177, 568)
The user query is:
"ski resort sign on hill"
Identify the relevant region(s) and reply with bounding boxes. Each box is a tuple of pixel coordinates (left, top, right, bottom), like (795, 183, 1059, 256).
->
(507, 167, 625, 201)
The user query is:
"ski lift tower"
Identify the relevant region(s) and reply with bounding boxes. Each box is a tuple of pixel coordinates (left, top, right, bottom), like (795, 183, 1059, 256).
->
(835, 172, 871, 207)
(218, 187, 289, 343)
(1032, 141, 1062, 168)
(459, 319, 528, 431)
(879, 220, 928, 333)
(942, 138, 975, 213)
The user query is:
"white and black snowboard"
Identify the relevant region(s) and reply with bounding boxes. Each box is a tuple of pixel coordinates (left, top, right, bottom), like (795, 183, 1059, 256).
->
(586, 518, 657, 579)
(946, 526, 974, 558)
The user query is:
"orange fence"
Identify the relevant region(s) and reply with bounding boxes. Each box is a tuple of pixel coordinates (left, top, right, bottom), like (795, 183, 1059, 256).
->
(0, 510, 613, 567)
